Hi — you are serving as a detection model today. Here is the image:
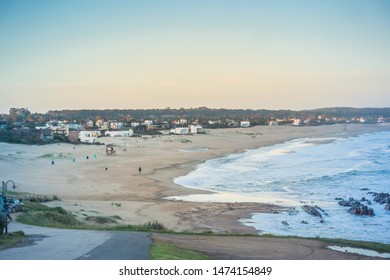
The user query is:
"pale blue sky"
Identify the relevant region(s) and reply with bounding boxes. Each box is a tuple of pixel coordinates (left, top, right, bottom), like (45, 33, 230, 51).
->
(0, 0, 389, 113)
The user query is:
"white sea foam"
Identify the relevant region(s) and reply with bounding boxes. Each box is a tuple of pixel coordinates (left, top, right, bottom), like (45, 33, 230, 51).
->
(172, 131, 390, 244)
(327, 246, 390, 259)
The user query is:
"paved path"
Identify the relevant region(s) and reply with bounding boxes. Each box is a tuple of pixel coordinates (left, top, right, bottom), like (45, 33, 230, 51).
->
(0, 222, 151, 260)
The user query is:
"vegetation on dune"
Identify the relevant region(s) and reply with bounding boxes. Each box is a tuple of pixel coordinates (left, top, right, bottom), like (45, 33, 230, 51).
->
(17, 200, 167, 232)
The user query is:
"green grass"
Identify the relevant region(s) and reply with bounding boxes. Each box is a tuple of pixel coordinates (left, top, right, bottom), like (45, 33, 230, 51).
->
(0, 231, 28, 250)
(313, 237, 390, 254)
(150, 242, 212, 260)
(85, 216, 121, 224)
(17, 200, 167, 231)
(17, 205, 83, 228)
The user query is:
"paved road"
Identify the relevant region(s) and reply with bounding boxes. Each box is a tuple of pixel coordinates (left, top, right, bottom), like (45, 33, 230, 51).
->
(0, 222, 151, 260)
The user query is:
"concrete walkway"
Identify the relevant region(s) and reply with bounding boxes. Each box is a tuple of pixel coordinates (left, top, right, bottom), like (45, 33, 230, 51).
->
(0, 222, 151, 260)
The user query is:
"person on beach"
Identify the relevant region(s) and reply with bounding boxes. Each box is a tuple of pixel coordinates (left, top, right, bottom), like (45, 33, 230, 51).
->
(139, 167, 142, 174)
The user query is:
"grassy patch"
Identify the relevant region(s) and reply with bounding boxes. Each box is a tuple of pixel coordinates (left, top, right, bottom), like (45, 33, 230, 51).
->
(17, 200, 167, 232)
(313, 237, 390, 254)
(17, 202, 82, 228)
(108, 221, 166, 232)
(0, 231, 28, 250)
(150, 242, 212, 260)
(85, 216, 121, 224)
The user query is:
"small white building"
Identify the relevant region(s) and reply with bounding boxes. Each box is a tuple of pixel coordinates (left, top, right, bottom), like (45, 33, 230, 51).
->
(78, 131, 99, 143)
(105, 129, 134, 137)
(110, 122, 123, 130)
(292, 119, 301, 126)
(173, 119, 188, 125)
(170, 127, 190, 135)
(86, 120, 94, 127)
(268, 120, 279, 126)
(189, 125, 203, 134)
(131, 122, 140, 127)
(142, 120, 154, 126)
(240, 121, 250, 128)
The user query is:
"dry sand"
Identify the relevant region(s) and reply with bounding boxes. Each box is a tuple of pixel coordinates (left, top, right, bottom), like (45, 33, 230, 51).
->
(1, 124, 390, 235)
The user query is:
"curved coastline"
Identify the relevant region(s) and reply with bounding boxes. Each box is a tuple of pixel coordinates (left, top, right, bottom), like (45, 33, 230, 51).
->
(162, 123, 390, 238)
(1, 124, 390, 236)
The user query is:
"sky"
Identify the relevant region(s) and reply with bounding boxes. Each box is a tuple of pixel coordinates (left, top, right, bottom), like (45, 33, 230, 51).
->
(0, 0, 389, 113)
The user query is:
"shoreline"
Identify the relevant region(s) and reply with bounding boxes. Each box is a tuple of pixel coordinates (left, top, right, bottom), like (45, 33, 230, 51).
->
(2, 123, 390, 235)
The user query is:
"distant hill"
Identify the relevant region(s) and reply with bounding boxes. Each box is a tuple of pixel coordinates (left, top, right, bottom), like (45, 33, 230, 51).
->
(46, 107, 390, 123)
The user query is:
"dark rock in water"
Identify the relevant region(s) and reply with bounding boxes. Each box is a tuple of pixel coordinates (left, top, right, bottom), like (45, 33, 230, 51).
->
(373, 193, 390, 204)
(320, 219, 325, 223)
(301, 205, 323, 218)
(361, 188, 370, 191)
(338, 198, 361, 207)
(287, 207, 299, 215)
(361, 197, 366, 202)
(301, 220, 308, 224)
(282, 221, 289, 226)
(334, 197, 343, 201)
(348, 205, 375, 216)
(385, 203, 390, 211)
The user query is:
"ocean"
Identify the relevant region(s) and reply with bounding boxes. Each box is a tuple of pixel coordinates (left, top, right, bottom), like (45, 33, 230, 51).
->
(174, 130, 390, 244)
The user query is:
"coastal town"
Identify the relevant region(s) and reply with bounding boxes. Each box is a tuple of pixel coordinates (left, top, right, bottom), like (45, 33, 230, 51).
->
(0, 107, 388, 145)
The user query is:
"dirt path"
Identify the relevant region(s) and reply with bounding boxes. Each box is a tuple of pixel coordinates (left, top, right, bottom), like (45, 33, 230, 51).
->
(152, 233, 386, 260)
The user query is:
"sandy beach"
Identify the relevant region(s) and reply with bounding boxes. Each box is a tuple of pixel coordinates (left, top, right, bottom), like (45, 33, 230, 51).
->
(2, 123, 390, 234)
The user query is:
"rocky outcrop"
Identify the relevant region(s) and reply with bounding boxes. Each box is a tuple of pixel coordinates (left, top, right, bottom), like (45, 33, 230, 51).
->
(301, 205, 323, 218)
(373, 193, 390, 205)
(337, 197, 362, 207)
(337, 197, 375, 216)
(348, 205, 375, 216)
(368, 192, 390, 211)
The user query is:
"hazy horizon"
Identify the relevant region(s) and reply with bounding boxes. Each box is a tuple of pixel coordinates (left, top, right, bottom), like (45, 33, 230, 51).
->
(1, 0, 389, 114)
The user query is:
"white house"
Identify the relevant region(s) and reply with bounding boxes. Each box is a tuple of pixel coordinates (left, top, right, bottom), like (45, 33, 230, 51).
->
(170, 127, 190, 135)
(105, 129, 134, 137)
(131, 122, 140, 127)
(240, 121, 250, 128)
(189, 125, 202, 134)
(268, 120, 279, 126)
(78, 131, 99, 143)
(86, 120, 94, 127)
(173, 119, 188, 125)
(142, 120, 154, 126)
(110, 122, 123, 130)
(292, 119, 301, 126)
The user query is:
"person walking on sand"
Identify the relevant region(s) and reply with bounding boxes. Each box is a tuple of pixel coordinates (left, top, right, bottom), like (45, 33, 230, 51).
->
(139, 167, 142, 174)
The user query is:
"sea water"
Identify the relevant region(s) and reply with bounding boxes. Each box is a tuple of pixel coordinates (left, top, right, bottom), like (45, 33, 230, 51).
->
(174, 130, 390, 244)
